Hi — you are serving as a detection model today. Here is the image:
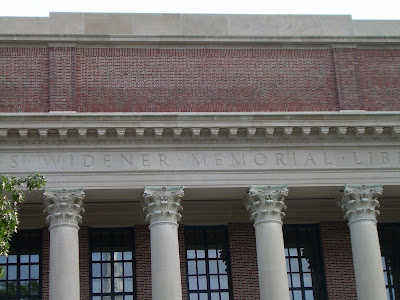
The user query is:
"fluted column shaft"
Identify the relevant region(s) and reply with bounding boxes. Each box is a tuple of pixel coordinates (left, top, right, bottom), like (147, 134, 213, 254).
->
(341, 184, 386, 300)
(143, 186, 184, 300)
(43, 188, 85, 300)
(245, 185, 290, 300)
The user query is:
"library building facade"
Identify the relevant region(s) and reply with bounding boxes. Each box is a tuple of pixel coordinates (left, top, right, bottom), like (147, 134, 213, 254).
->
(0, 13, 400, 300)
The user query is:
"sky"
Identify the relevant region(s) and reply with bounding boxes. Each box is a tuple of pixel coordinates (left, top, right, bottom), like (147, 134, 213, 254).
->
(1, 0, 400, 20)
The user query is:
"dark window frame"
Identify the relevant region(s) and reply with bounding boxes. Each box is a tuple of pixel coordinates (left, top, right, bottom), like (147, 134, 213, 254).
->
(184, 226, 234, 300)
(283, 224, 327, 300)
(0, 229, 42, 299)
(89, 227, 137, 300)
(378, 223, 400, 300)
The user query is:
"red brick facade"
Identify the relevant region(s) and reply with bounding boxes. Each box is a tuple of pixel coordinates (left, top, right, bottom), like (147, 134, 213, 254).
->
(1, 48, 399, 113)
(39, 223, 356, 299)
(320, 222, 357, 300)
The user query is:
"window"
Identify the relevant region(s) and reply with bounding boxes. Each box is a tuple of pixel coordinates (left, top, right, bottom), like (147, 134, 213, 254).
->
(378, 224, 400, 300)
(185, 227, 233, 300)
(0, 230, 41, 299)
(90, 228, 136, 300)
(284, 225, 327, 300)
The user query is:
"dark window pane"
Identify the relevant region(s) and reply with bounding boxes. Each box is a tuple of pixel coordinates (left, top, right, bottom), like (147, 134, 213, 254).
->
(90, 228, 136, 299)
(124, 262, 133, 277)
(8, 255, 17, 264)
(211, 293, 220, 300)
(114, 262, 123, 277)
(199, 293, 208, 300)
(20, 280, 29, 295)
(188, 261, 197, 275)
(123, 252, 132, 261)
(30, 255, 39, 263)
(198, 276, 207, 290)
(124, 278, 133, 292)
(8, 266, 17, 280)
(210, 275, 219, 290)
(220, 275, 229, 289)
(114, 252, 123, 261)
(30, 280, 40, 295)
(197, 261, 206, 275)
(20, 265, 29, 280)
(30, 265, 39, 280)
(92, 263, 101, 277)
(114, 278, 124, 292)
(189, 293, 199, 300)
(20, 255, 29, 263)
(209, 260, 218, 274)
(188, 276, 198, 290)
(92, 252, 101, 261)
(220, 292, 230, 300)
(187, 250, 196, 259)
(378, 224, 400, 298)
(92, 279, 101, 293)
(185, 227, 232, 299)
(196, 250, 205, 259)
(208, 249, 217, 258)
(102, 278, 111, 293)
(0, 281, 6, 295)
(284, 225, 327, 299)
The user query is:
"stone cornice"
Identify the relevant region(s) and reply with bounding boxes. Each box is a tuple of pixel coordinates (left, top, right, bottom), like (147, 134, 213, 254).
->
(142, 186, 184, 226)
(43, 188, 85, 229)
(244, 185, 288, 225)
(0, 112, 399, 141)
(0, 13, 400, 47)
(340, 184, 383, 224)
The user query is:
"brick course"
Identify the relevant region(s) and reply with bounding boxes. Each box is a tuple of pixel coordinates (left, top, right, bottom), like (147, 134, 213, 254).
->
(3, 47, 399, 113)
(320, 222, 357, 300)
(228, 223, 259, 300)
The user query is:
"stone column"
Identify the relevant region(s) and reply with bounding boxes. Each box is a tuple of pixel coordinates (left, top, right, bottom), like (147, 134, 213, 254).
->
(340, 184, 386, 300)
(143, 186, 184, 300)
(43, 188, 85, 300)
(244, 185, 290, 300)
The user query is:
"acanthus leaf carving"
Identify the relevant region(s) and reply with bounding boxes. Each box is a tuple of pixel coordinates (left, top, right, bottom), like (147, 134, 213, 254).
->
(142, 186, 184, 226)
(244, 185, 288, 225)
(43, 188, 85, 228)
(340, 184, 383, 224)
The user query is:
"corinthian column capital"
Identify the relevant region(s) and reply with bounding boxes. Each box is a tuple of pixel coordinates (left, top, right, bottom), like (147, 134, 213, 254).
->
(143, 186, 184, 226)
(244, 185, 288, 225)
(43, 188, 85, 229)
(340, 184, 383, 224)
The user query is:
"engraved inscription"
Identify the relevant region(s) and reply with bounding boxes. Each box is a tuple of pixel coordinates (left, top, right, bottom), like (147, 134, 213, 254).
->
(3, 150, 400, 173)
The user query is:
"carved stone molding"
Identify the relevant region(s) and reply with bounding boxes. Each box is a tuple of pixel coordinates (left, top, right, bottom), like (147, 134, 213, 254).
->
(244, 185, 288, 225)
(1, 125, 399, 141)
(340, 184, 383, 224)
(143, 186, 184, 226)
(43, 188, 85, 229)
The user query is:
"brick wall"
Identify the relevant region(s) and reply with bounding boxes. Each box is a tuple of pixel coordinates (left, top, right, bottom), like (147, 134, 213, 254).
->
(0, 48, 49, 112)
(2, 47, 399, 113)
(79, 226, 90, 300)
(42, 228, 49, 300)
(320, 222, 357, 300)
(134, 225, 152, 299)
(228, 223, 259, 300)
(355, 49, 400, 111)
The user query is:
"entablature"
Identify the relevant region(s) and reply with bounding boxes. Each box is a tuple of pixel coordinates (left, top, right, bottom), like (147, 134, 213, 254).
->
(1, 112, 399, 141)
